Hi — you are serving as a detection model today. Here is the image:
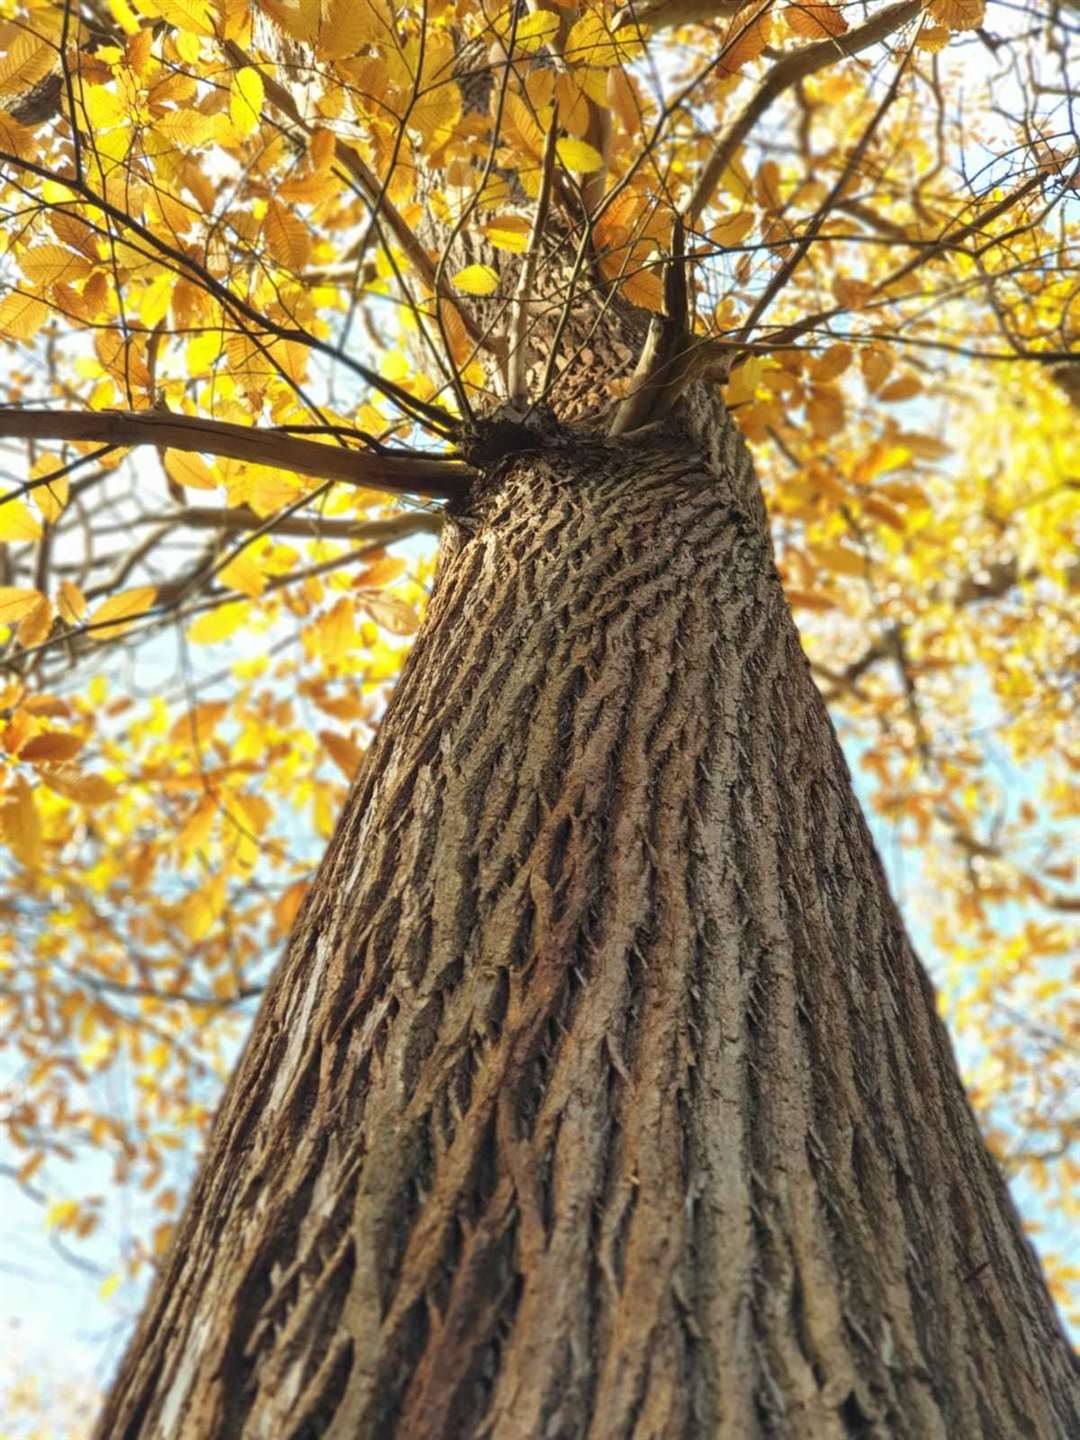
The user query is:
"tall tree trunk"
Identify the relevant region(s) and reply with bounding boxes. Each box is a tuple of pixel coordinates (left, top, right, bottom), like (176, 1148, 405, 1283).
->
(97, 418, 1078, 1440)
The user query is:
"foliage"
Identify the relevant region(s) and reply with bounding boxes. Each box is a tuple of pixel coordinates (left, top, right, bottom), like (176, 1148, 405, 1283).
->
(0, 0, 1076, 1384)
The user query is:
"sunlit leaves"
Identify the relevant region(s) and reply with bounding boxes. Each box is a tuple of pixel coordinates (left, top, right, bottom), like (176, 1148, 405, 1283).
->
(452, 264, 499, 296)
(85, 586, 158, 640)
(163, 451, 217, 491)
(187, 599, 250, 643)
(229, 66, 264, 138)
(0, 496, 41, 541)
(556, 137, 604, 173)
(264, 197, 312, 271)
(784, 3, 848, 39)
(928, 0, 986, 30)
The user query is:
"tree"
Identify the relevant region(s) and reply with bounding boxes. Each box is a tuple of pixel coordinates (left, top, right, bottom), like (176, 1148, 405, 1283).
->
(0, 0, 1077, 1434)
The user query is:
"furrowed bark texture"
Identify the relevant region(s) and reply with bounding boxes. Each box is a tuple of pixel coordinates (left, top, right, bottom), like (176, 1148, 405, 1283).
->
(97, 421, 1078, 1440)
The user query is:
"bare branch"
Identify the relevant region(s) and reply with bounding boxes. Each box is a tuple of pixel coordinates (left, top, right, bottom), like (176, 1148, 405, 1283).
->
(0, 411, 475, 501)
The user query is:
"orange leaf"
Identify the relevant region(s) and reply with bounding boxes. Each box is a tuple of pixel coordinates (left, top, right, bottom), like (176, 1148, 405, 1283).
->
(319, 729, 364, 779)
(18, 730, 84, 764)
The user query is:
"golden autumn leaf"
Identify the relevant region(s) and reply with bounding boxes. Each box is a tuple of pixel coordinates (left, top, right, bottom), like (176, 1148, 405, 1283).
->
(86, 586, 158, 641)
(319, 728, 365, 779)
(556, 137, 605, 174)
(229, 65, 264, 138)
(784, 3, 848, 39)
(0, 586, 44, 623)
(16, 592, 52, 647)
(163, 451, 218, 491)
(187, 600, 250, 643)
(56, 579, 87, 625)
(30, 455, 69, 523)
(483, 214, 532, 253)
(452, 264, 499, 296)
(928, 0, 986, 30)
(0, 291, 49, 341)
(0, 496, 42, 542)
(0, 775, 41, 867)
(179, 872, 227, 942)
(264, 197, 312, 271)
(19, 245, 93, 286)
(361, 592, 419, 635)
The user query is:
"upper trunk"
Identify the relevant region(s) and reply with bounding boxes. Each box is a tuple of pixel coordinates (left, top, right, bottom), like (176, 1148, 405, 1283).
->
(97, 416, 1078, 1440)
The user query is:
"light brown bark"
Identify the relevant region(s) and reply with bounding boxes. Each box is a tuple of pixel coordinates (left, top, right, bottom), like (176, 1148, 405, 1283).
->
(96, 417, 1078, 1439)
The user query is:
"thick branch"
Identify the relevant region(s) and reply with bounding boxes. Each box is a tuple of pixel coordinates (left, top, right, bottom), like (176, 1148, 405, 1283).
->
(0, 411, 474, 501)
(140, 507, 444, 542)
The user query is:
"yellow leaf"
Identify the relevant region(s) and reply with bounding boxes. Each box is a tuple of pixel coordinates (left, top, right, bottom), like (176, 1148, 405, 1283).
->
(100, 1273, 122, 1301)
(319, 728, 364, 779)
(452, 264, 499, 296)
(86, 586, 158, 641)
(483, 214, 532, 253)
(187, 599, 250, 643)
(45, 1198, 79, 1231)
(916, 25, 952, 51)
(0, 292, 49, 342)
(230, 65, 264, 138)
(709, 211, 755, 247)
(144, 0, 216, 37)
(813, 542, 867, 578)
(16, 594, 52, 648)
(218, 548, 266, 598)
(0, 775, 41, 867)
(179, 872, 227, 941)
(514, 9, 560, 52)
(30, 456, 69, 523)
(0, 587, 44, 623)
(163, 451, 218, 490)
(0, 32, 56, 100)
(556, 137, 605, 173)
(57, 579, 87, 624)
(311, 598, 359, 662)
(264, 197, 312, 271)
(362, 592, 418, 635)
(503, 93, 546, 160)
(0, 497, 42, 542)
(19, 245, 93, 286)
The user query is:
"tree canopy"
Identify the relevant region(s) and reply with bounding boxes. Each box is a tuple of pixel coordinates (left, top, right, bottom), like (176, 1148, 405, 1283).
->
(0, 0, 1076, 1418)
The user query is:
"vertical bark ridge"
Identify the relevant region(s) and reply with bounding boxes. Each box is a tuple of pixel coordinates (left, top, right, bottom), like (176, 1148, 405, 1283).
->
(97, 421, 1078, 1440)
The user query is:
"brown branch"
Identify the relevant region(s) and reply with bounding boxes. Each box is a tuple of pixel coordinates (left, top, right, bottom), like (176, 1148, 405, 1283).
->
(142, 508, 444, 543)
(0, 411, 474, 501)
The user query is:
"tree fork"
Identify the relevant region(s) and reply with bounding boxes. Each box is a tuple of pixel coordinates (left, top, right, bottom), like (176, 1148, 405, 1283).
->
(96, 418, 1078, 1440)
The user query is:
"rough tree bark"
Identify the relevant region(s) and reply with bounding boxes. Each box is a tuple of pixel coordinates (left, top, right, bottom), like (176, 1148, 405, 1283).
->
(96, 414, 1078, 1439)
